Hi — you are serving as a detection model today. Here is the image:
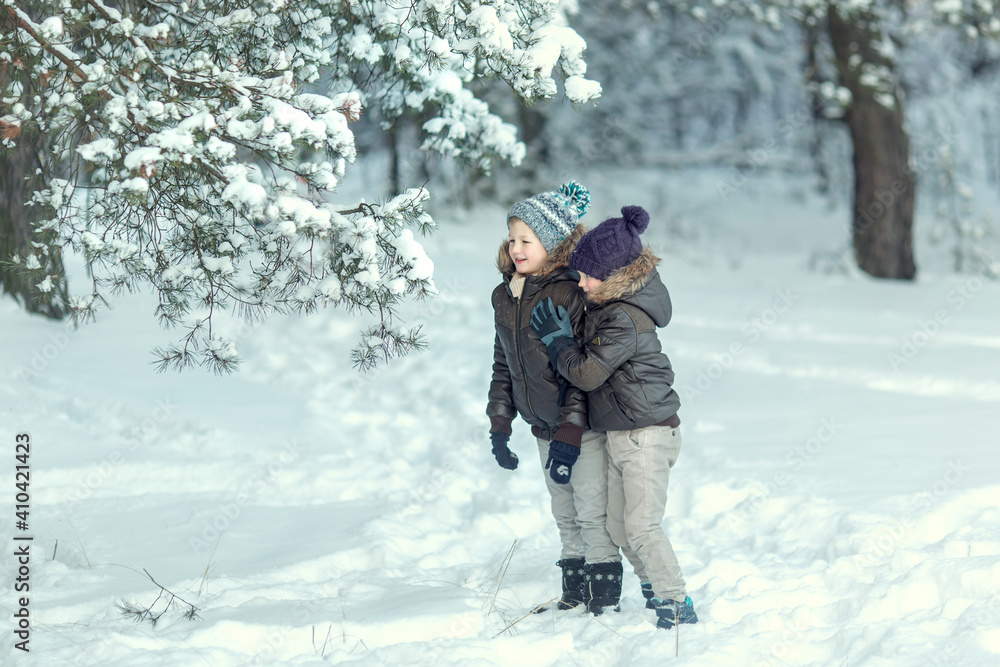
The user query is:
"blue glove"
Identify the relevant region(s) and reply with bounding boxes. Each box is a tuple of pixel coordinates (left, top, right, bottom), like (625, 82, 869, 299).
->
(491, 432, 518, 470)
(545, 440, 580, 484)
(531, 298, 574, 346)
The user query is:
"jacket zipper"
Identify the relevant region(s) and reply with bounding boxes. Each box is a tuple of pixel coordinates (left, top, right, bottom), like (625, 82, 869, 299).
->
(514, 294, 540, 424)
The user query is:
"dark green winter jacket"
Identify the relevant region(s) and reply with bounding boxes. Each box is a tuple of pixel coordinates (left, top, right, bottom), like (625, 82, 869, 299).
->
(487, 228, 589, 447)
(552, 248, 681, 432)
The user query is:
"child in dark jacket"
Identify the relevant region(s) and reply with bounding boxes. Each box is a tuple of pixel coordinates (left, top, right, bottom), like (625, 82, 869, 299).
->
(530, 205, 698, 630)
(487, 182, 623, 614)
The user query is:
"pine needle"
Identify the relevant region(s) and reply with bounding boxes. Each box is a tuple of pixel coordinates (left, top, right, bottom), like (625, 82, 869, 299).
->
(58, 503, 91, 568)
(487, 540, 517, 616)
(197, 533, 223, 596)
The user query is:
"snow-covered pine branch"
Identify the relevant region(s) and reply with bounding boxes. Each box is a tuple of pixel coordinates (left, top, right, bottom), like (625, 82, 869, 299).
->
(1, 0, 600, 372)
(931, 0, 1000, 38)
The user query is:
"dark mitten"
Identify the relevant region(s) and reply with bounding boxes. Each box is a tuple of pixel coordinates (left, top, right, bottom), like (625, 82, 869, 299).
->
(530, 298, 574, 346)
(491, 432, 518, 470)
(545, 440, 580, 484)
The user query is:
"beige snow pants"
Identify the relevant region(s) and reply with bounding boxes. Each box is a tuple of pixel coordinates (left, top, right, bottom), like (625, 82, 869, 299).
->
(605, 424, 687, 601)
(536, 430, 620, 564)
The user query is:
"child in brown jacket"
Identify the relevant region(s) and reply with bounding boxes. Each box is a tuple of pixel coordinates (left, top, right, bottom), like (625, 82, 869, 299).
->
(487, 183, 623, 614)
(531, 205, 697, 629)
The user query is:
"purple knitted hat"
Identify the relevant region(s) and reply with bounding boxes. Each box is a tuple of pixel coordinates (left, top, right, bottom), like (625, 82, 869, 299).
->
(569, 205, 650, 280)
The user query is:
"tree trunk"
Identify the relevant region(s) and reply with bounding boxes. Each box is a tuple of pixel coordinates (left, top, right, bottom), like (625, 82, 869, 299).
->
(804, 25, 832, 195)
(516, 103, 550, 195)
(388, 123, 402, 197)
(827, 6, 916, 279)
(0, 58, 68, 318)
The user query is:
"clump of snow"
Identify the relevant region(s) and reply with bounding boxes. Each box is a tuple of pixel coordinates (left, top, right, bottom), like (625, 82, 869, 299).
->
(564, 75, 602, 104)
(348, 25, 384, 64)
(123, 146, 163, 172)
(221, 165, 268, 213)
(392, 229, 434, 282)
(320, 274, 342, 300)
(467, 6, 514, 55)
(38, 16, 63, 40)
(77, 138, 120, 162)
(120, 177, 149, 194)
(201, 256, 234, 274)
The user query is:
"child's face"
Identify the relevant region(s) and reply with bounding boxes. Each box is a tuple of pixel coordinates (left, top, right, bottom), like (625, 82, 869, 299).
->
(578, 271, 604, 294)
(507, 217, 548, 275)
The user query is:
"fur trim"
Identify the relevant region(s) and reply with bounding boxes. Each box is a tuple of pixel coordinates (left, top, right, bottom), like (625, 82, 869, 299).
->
(585, 247, 660, 304)
(497, 225, 587, 278)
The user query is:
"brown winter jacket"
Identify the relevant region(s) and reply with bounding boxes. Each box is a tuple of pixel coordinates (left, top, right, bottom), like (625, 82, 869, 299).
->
(552, 247, 681, 433)
(487, 229, 589, 447)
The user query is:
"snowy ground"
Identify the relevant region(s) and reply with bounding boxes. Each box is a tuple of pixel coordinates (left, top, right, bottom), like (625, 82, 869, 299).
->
(2, 170, 1000, 666)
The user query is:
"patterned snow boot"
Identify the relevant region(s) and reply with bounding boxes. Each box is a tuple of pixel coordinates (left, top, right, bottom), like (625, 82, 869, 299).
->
(585, 561, 623, 615)
(556, 558, 587, 610)
(651, 596, 699, 629)
(533, 558, 587, 613)
(556, 558, 587, 611)
(641, 582, 655, 609)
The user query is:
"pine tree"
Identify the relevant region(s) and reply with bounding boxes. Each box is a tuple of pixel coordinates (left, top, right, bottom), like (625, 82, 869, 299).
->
(1, 0, 600, 372)
(0, 1, 69, 318)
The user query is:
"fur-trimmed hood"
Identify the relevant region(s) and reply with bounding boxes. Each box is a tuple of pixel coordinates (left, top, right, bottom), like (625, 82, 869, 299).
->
(497, 225, 586, 279)
(585, 247, 671, 327)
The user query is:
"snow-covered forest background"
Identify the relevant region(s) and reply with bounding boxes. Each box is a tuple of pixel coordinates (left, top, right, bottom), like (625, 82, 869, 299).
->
(2, 1, 1000, 665)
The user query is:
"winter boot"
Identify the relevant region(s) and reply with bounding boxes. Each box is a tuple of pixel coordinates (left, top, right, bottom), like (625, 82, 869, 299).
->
(640, 582, 655, 609)
(533, 558, 586, 612)
(585, 561, 623, 615)
(650, 596, 698, 629)
(556, 558, 587, 610)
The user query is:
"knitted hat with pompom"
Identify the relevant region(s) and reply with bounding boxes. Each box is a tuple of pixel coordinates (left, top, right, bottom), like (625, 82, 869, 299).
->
(569, 205, 650, 281)
(507, 181, 591, 252)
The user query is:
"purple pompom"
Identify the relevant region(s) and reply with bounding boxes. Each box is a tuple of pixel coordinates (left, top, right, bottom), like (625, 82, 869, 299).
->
(621, 206, 650, 234)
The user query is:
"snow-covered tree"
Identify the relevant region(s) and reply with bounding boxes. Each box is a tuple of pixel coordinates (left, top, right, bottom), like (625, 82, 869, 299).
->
(656, 0, 998, 280)
(560, 1, 803, 166)
(1, 47, 69, 319)
(1, 0, 600, 372)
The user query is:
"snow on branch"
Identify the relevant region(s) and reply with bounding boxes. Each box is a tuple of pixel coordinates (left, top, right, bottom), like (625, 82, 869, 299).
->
(1, 0, 599, 372)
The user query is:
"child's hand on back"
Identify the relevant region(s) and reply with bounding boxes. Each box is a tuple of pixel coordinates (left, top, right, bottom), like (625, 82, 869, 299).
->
(531, 298, 574, 346)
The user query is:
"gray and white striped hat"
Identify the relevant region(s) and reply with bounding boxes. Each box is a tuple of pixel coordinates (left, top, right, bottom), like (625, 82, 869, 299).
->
(506, 181, 591, 252)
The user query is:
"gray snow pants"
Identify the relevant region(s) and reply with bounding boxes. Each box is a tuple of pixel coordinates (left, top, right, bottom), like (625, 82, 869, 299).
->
(536, 430, 620, 564)
(605, 424, 687, 601)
